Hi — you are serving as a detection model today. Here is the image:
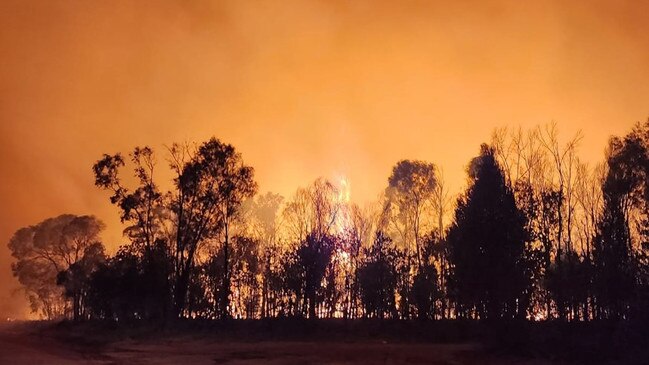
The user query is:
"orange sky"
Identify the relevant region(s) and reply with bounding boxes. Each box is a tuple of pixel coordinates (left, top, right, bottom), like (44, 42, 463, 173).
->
(1, 0, 648, 318)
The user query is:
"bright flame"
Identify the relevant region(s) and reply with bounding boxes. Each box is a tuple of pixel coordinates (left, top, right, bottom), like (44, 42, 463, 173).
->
(338, 176, 351, 204)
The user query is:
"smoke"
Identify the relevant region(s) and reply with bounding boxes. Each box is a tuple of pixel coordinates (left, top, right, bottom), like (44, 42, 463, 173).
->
(1, 0, 648, 318)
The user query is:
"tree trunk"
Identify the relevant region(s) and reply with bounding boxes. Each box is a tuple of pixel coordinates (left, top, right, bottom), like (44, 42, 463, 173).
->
(174, 269, 190, 319)
(220, 223, 231, 319)
(308, 289, 317, 319)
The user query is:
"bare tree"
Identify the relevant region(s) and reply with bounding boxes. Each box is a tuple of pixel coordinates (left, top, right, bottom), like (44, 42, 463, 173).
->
(385, 160, 437, 269)
(282, 178, 341, 243)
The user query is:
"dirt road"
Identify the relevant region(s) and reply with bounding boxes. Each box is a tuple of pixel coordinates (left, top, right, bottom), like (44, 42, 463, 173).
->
(0, 322, 549, 364)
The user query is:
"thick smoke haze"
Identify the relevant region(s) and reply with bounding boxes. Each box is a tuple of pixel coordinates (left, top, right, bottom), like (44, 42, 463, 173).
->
(1, 0, 648, 318)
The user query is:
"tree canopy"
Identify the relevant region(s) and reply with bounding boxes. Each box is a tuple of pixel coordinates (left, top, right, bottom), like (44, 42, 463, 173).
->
(8, 123, 649, 324)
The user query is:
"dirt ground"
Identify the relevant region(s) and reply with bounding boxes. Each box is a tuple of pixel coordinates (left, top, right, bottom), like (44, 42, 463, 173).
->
(0, 322, 552, 364)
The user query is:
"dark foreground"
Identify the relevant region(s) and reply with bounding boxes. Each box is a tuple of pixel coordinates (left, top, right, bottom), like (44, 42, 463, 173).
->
(0, 320, 645, 364)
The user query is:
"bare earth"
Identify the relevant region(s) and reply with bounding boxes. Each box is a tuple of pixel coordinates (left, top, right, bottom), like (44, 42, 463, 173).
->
(0, 322, 552, 365)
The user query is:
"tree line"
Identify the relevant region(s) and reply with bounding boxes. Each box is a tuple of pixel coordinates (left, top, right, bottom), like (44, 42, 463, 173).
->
(8, 121, 649, 322)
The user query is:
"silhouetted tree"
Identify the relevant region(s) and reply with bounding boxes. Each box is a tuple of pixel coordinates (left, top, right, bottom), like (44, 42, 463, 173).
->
(185, 262, 213, 319)
(284, 232, 336, 319)
(593, 121, 649, 319)
(94, 147, 165, 254)
(430, 169, 452, 318)
(492, 124, 591, 320)
(280, 249, 306, 317)
(283, 178, 341, 243)
(38, 122, 649, 326)
(169, 139, 257, 319)
(57, 242, 106, 320)
(385, 160, 437, 269)
(228, 235, 262, 318)
(93, 147, 172, 319)
(242, 192, 284, 318)
(8, 214, 105, 319)
(358, 232, 398, 319)
(338, 205, 372, 319)
(382, 160, 437, 318)
(545, 250, 591, 320)
(94, 138, 256, 319)
(448, 145, 530, 320)
(411, 232, 441, 320)
(86, 245, 144, 320)
(593, 193, 634, 319)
